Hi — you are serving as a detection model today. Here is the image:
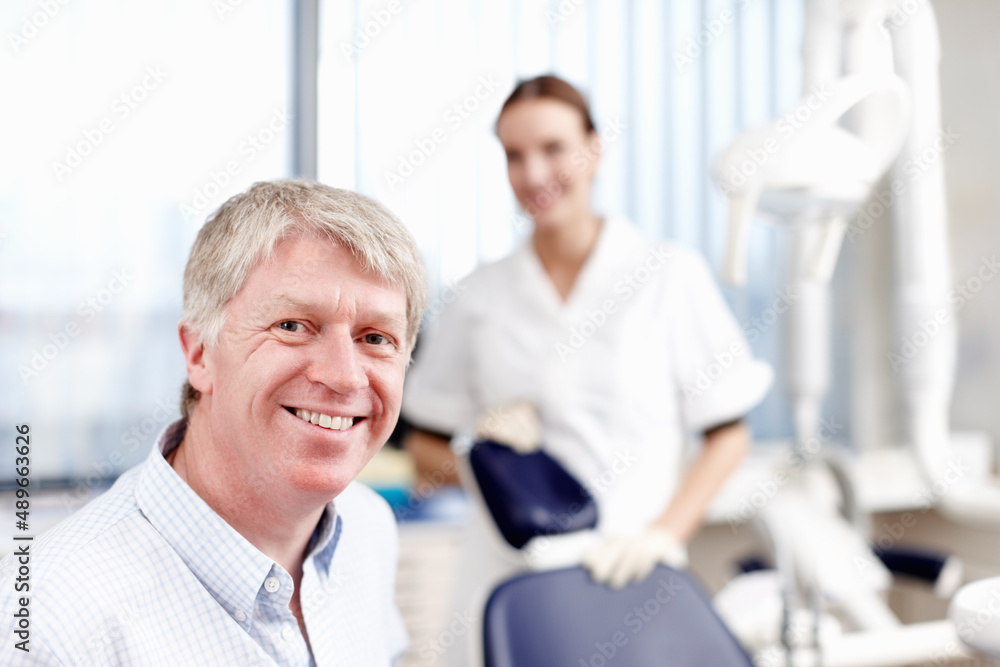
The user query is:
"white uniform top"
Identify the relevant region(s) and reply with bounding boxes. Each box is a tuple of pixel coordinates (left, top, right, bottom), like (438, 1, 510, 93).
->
(403, 216, 773, 534)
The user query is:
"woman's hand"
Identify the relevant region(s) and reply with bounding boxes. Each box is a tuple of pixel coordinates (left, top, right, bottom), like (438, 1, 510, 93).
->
(582, 527, 688, 589)
(474, 400, 542, 453)
(583, 421, 749, 588)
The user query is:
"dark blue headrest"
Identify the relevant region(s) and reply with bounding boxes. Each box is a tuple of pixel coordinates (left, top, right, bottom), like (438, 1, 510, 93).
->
(468, 439, 598, 549)
(484, 565, 752, 667)
(876, 545, 950, 584)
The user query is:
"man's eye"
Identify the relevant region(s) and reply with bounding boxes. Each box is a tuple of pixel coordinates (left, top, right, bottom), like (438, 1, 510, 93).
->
(364, 333, 389, 345)
(278, 321, 303, 333)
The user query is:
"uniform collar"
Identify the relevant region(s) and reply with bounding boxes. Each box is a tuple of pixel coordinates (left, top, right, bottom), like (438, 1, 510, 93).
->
(134, 420, 342, 622)
(516, 216, 643, 308)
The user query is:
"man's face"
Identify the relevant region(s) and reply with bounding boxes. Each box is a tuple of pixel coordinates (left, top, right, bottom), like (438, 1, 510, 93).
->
(196, 235, 408, 504)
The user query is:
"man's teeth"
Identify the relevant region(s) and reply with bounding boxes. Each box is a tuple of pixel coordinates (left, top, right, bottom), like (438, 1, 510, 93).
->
(294, 409, 354, 431)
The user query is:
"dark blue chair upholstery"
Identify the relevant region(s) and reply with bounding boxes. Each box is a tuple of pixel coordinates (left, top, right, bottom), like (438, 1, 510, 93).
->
(469, 439, 598, 549)
(483, 565, 752, 667)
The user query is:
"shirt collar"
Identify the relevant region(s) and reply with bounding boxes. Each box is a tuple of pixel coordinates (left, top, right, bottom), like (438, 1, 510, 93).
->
(307, 496, 341, 577)
(516, 216, 641, 306)
(134, 420, 341, 620)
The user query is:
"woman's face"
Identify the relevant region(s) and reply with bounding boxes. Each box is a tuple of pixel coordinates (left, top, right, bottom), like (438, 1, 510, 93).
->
(497, 98, 600, 231)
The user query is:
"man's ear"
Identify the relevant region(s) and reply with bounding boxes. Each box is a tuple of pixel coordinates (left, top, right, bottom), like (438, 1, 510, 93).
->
(179, 322, 212, 397)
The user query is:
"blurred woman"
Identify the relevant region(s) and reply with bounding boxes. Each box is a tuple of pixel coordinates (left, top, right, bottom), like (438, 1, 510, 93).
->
(401, 75, 772, 666)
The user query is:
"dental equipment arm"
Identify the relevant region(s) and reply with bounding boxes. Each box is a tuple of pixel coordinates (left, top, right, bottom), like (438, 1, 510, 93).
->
(713, 70, 909, 451)
(885, 1, 1000, 531)
(887, 0, 956, 483)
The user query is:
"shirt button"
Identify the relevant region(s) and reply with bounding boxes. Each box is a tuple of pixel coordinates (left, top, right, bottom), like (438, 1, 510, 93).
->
(234, 609, 247, 622)
(281, 625, 295, 641)
(264, 577, 280, 593)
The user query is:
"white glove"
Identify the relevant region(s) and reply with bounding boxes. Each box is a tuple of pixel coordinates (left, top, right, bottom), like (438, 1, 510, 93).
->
(583, 527, 688, 589)
(474, 400, 541, 453)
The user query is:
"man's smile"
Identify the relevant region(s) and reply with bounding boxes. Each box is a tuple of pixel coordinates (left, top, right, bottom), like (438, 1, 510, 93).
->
(284, 406, 366, 432)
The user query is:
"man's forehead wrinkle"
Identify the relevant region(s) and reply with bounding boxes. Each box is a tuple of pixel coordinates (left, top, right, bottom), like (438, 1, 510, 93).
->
(267, 290, 353, 319)
(243, 251, 404, 333)
(265, 236, 398, 297)
(353, 290, 407, 326)
(271, 292, 331, 308)
(365, 312, 408, 337)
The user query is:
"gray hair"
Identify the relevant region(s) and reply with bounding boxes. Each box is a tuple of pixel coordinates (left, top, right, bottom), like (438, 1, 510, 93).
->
(180, 179, 428, 420)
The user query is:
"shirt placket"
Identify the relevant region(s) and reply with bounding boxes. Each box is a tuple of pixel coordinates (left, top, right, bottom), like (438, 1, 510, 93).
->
(253, 565, 314, 667)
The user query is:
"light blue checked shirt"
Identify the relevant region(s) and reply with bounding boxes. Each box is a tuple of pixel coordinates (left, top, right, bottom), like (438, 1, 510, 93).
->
(0, 420, 408, 666)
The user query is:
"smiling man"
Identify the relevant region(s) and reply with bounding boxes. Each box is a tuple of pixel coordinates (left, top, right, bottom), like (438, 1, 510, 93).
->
(0, 180, 427, 666)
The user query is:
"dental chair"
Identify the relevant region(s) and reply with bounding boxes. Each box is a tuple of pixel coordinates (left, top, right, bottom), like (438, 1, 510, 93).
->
(455, 435, 754, 666)
(482, 564, 753, 667)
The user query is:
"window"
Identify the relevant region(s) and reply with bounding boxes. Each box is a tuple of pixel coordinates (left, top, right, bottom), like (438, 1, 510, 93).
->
(1, 0, 291, 483)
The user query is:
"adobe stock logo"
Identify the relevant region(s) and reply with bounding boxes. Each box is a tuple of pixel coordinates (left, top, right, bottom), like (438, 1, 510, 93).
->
(383, 75, 502, 192)
(50, 66, 169, 182)
(19, 269, 134, 384)
(577, 577, 683, 667)
(8, 0, 70, 54)
(180, 108, 292, 225)
(555, 246, 673, 361)
(340, 0, 402, 63)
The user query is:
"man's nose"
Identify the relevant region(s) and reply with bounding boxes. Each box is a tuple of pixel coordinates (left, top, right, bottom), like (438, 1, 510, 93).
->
(308, 331, 368, 394)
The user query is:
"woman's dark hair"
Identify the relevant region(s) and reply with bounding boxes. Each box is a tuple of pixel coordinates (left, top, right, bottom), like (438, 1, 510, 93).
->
(497, 74, 596, 134)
